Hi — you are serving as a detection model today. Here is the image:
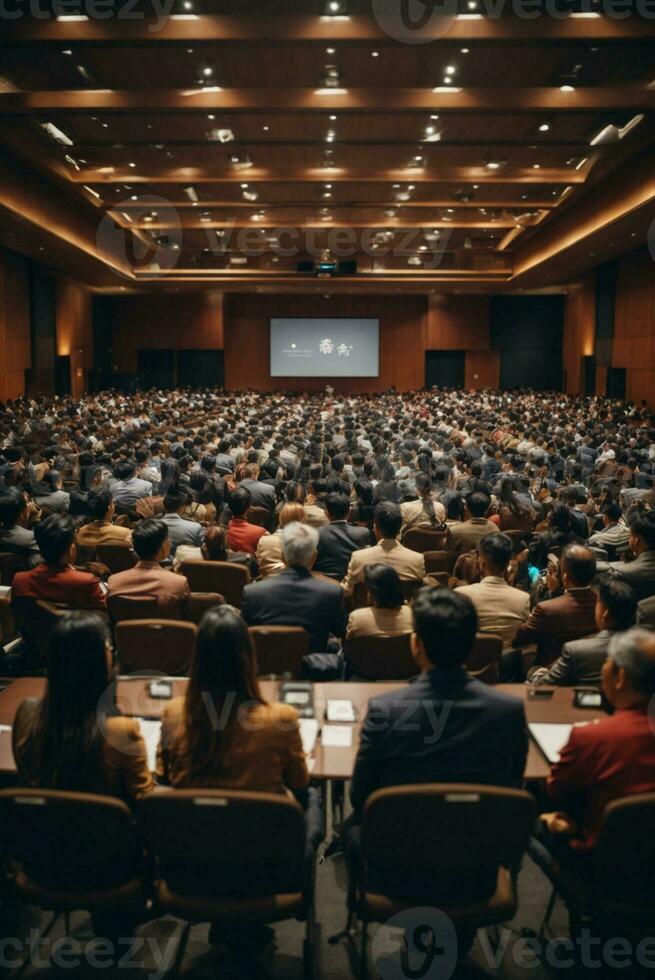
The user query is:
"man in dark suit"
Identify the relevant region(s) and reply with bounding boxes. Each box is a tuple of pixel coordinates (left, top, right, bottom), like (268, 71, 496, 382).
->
(0, 488, 41, 567)
(602, 510, 655, 603)
(509, 545, 598, 675)
(637, 594, 655, 629)
(241, 521, 347, 652)
(529, 578, 637, 687)
(314, 492, 370, 580)
(239, 463, 276, 511)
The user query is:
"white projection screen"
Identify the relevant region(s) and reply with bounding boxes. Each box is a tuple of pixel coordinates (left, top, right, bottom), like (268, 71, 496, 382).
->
(270, 318, 380, 378)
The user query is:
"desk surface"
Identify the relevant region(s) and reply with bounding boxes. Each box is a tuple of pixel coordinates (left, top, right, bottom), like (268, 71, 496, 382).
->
(0, 677, 604, 783)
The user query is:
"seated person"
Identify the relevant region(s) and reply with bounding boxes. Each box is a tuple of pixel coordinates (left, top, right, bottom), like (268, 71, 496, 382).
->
(541, 629, 655, 855)
(225, 486, 269, 556)
(256, 502, 306, 578)
(160, 488, 205, 557)
(242, 522, 347, 652)
(448, 491, 497, 557)
(586, 500, 630, 560)
(600, 509, 655, 603)
(175, 524, 251, 570)
(345, 563, 413, 640)
(456, 533, 530, 648)
(342, 501, 425, 597)
(0, 487, 41, 567)
(107, 519, 190, 619)
(510, 545, 598, 673)
(76, 488, 133, 553)
(12, 514, 106, 612)
(314, 492, 371, 581)
(108, 459, 153, 510)
(32, 470, 70, 514)
(399, 474, 446, 532)
(530, 578, 637, 687)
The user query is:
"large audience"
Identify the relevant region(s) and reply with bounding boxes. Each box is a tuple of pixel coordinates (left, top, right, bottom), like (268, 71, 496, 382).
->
(1, 384, 655, 964)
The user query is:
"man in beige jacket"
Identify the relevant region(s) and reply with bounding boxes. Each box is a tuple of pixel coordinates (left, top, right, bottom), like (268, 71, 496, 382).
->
(343, 501, 425, 596)
(456, 532, 529, 647)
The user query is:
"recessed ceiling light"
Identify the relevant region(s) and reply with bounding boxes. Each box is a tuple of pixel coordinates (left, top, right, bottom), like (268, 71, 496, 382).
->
(472, 184, 479, 189)
(532, 163, 541, 169)
(461, 48, 470, 54)
(102, 122, 108, 128)
(202, 67, 213, 77)
(445, 65, 456, 74)
(262, 125, 269, 131)
(207, 114, 215, 120)
(539, 122, 550, 132)
(560, 84, 575, 92)
(486, 161, 501, 169)
(128, 162, 136, 168)
(329, 115, 337, 121)
(323, 192, 332, 198)
(183, 0, 193, 8)
(130, 195, 138, 201)
(62, 49, 73, 56)
(372, 51, 379, 57)
(326, 47, 335, 54)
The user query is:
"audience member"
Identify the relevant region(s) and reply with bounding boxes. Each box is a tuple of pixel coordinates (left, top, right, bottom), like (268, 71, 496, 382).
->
(343, 501, 425, 595)
(456, 533, 530, 646)
(345, 564, 413, 640)
(107, 519, 190, 619)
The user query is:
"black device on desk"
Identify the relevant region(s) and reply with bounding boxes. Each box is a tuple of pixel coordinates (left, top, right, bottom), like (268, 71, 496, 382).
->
(573, 688, 603, 709)
(280, 681, 314, 718)
(528, 687, 555, 700)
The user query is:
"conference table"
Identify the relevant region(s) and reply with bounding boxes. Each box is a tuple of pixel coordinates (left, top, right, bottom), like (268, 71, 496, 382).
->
(0, 676, 604, 785)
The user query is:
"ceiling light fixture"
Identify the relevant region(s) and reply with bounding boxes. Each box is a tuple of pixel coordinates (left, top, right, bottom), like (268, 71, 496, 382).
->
(41, 122, 73, 146)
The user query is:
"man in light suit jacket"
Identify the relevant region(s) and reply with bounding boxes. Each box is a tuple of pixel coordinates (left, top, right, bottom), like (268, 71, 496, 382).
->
(600, 510, 655, 603)
(342, 501, 425, 596)
(108, 519, 190, 619)
(242, 522, 347, 652)
(456, 533, 529, 647)
(448, 491, 497, 557)
(314, 492, 370, 580)
(530, 578, 637, 687)
(160, 488, 205, 557)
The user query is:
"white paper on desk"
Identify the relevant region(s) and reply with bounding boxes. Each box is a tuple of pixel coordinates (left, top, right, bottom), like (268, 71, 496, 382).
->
(299, 719, 319, 755)
(321, 725, 353, 748)
(135, 718, 162, 772)
(529, 722, 589, 764)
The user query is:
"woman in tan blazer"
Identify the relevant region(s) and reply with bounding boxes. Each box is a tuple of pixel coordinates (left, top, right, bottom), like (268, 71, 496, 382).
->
(157, 605, 309, 795)
(346, 563, 414, 640)
(255, 501, 306, 578)
(13, 611, 154, 803)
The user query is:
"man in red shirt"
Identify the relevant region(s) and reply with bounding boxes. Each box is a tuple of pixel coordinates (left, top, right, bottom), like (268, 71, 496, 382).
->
(225, 487, 269, 556)
(545, 628, 655, 852)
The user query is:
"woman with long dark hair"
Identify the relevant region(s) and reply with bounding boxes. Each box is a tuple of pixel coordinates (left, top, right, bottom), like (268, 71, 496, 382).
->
(345, 563, 413, 639)
(13, 611, 153, 801)
(157, 605, 309, 793)
(400, 473, 446, 531)
(495, 476, 536, 533)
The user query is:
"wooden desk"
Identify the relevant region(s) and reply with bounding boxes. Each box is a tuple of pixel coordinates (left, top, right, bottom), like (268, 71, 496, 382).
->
(0, 678, 604, 784)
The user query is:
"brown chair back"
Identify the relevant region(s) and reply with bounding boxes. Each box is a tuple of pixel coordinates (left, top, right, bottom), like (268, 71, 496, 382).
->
(402, 527, 449, 554)
(97, 543, 136, 575)
(400, 579, 422, 603)
(249, 625, 309, 678)
(12, 599, 69, 669)
(139, 789, 307, 904)
(360, 784, 535, 911)
(115, 619, 196, 674)
(0, 788, 144, 900)
(108, 593, 160, 624)
(593, 793, 655, 910)
(0, 551, 28, 586)
(188, 592, 225, 625)
(248, 506, 270, 528)
(179, 560, 250, 608)
(466, 632, 503, 684)
(344, 632, 417, 681)
(424, 550, 454, 574)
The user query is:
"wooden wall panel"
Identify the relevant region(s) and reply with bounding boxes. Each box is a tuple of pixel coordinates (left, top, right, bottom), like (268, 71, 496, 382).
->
(563, 275, 595, 395)
(465, 350, 500, 389)
(112, 292, 224, 374)
(223, 294, 426, 393)
(614, 248, 655, 406)
(56, 278, 92, 399)
(0, 249, 31, 401)
(426, 294, 490, 350)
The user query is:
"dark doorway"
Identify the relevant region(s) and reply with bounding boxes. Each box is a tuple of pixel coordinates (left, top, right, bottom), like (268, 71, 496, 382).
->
(606, 367, 626, 400)
(178, 350, 224, 388)
(582, 356, 596, 396)
(425, 350, 465, 389)
(137, 349, 176, 389)
(55, 356, 71, 397)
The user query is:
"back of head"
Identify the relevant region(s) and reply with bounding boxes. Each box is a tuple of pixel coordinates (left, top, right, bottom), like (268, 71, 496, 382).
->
(325, 492, 350, 521)
(281, 521, 319, 569)
(0, 487, 25, 528)
(549, 503, 572, 533)
(202, 525, 228, 561)
(412, 587, 478, 667)
(599, 577, 636, 631)
(279, 502, 306, 528)
(132, 518, 168, 561)
(479, 532, 513, 575)
(228, 486, 252, 518)
(87, 488, 113, 520)
(34, 514, 76, 564)
(364, 563, 404, 609)
(608, 628, 655, 698)
(113, 459, 136, 481)
(43, 470, 62, 491)
(629, 510, 655, 550)
(466, 491, 491, 519)
(603, 501, 622, 524)
(561, 544, 596, 587)
(373, 500, 402, 539)
(164, 487, 189, 514)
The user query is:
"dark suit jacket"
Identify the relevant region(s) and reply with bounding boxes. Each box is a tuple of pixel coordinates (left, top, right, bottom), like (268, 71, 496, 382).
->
(532, 629, 614, 687)
(607, 550, 655, 603)
(513, 587, 597, 667)
(314, 521, 371, 580)
(241, 565, 347, 652)
(637, 595, 655, 629)
(350, 667, 527, 819)
(239, 478, 275, 510)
